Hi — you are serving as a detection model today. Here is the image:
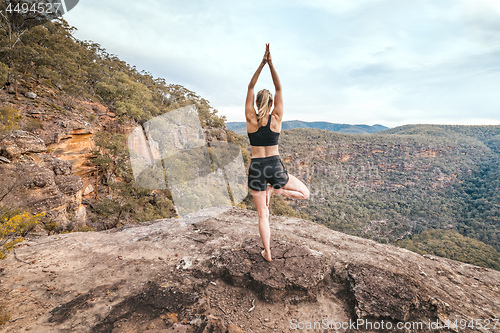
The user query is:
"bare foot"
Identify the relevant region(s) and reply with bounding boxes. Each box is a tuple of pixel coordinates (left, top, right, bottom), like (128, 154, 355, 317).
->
(266, 185, 273, 206)
(261, 250, 272, 262)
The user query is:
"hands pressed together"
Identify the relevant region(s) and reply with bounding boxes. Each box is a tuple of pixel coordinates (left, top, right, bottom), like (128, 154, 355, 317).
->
(261, 43, 273, 65)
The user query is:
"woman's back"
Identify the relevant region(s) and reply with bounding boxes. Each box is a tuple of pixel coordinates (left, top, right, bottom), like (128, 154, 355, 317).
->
(247, 114, 280, 146)
(246, 112, 282, 134)
(247, 113, 282, 158)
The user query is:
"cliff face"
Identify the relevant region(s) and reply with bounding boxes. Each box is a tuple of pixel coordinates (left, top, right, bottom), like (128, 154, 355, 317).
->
(1, 88, 233, 230)
(0, 130, 85, 229)
(1, 207, 498, 332)
(0, 87, 114, 228)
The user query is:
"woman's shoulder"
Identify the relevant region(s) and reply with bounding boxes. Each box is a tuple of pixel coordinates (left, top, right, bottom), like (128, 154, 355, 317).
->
(246, 115, 260, 133)
(270, 112, 282, 132)
(270, 112, 282, 124)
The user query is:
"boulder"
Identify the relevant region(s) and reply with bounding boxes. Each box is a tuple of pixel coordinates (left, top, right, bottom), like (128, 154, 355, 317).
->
(42, 154, 73, 175)
(25, 91, 37, 99)
(0, 130, 46, 159)
(83, 184, 94, 196)
(54, 175, 83, 195)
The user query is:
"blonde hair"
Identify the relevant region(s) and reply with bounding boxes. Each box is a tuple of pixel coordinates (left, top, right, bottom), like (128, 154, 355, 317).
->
(256, 89, 273, 123)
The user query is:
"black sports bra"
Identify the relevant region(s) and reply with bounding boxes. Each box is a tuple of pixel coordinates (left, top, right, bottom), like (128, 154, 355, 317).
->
(247, 114, 280, 146)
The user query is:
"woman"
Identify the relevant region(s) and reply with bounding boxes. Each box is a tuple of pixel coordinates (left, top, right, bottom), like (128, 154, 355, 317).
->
(245, 44, 310, 262)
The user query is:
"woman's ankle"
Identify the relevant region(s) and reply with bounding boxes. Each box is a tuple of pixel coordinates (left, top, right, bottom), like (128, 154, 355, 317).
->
(261, 249, 272, 262)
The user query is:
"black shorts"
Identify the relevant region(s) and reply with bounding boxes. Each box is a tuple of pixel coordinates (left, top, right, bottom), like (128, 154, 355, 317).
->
(248, 155, 289, 191)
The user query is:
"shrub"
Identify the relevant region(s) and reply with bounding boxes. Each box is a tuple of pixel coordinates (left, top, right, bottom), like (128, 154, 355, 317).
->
(0, 62, 9, 87)
(0, 206, 43, 260)
(43, 221, 58, 234)
(76, 225, 93, 232)
(23, 118, 43, 132)
(0, 301, 9, 325)
(269, 195, 300, 218)
(396, 229, 500, 270)
(0, 106, 20, 135)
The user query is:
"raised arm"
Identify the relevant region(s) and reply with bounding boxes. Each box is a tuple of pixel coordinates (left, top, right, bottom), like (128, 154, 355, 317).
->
(267, 46, 283, 120)
(245, 44, 269, 121)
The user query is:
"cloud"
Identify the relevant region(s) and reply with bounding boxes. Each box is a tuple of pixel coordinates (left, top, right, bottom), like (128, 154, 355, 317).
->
(64, 0, 500, 126)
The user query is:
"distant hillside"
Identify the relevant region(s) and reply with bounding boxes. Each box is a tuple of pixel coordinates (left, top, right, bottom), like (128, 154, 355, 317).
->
(278, 124, 500, 262)
(396, 229, 500, 270)
(226, 120, 388, 135)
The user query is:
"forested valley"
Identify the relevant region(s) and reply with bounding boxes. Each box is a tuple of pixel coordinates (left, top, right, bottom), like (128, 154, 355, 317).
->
(278, 125, 500, 269)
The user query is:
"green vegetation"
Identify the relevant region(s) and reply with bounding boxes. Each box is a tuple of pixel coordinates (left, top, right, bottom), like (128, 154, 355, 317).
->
(0, 16, 225, 126)
(396, 229, 500, 270)
(0, 205, 42, 259)
(0, 15, 229, 229)
(0, 105, 20, 135)
(280, 125, 500, 265)
(240, 192, 309, 220)
(89, 131, 175, 228)
(269, 195, 309, 219)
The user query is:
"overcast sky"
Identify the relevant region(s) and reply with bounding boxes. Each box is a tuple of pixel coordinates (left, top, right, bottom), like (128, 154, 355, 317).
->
(63, 0, 500, 127)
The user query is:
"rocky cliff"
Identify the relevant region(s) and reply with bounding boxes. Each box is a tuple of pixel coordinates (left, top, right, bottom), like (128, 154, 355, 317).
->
(0, 130, 85, 229)
(1, 86, 230, 230)
(0, 85, 118, 229)
(1, 207, 498, 332)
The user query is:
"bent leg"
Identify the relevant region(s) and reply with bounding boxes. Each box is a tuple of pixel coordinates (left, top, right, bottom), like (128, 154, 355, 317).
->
(274, 174, 309, 200)
(251, 189, 272, 261)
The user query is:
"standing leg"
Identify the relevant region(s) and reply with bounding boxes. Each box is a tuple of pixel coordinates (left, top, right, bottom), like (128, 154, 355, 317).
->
(251, 189, 272, 261)
(266, 184, 273, 206)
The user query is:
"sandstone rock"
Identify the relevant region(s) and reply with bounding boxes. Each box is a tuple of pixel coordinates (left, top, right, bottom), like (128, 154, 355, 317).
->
(217, 239, 323, 301)
(54, 175, 83, 195)
(169, 323, 192, 332)
(42, 154, 73, 175)
(202, 315, 226, 333)
(28, 108, 43, 115)
(0, 207, 498, 332)
(25, 91, 37, 99)
(345, 263, 421, 321)
(226, 323, 243, 333)
(204, 128, 227, 142)
(83, 184, 94, 196)
(74, 204, 87, 225)
(18, 162, 56, 190)
(45, 132, 94, 177)
(0, 130, 46, 159)
(71, 128, 93, 135)
(0, 152, 85, 229)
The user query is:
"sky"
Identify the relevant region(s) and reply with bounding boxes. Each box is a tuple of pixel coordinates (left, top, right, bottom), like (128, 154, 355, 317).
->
(63, 0, 500, 128)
